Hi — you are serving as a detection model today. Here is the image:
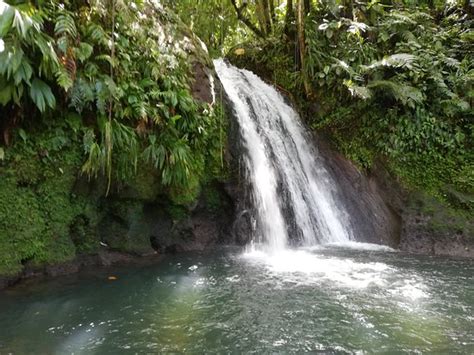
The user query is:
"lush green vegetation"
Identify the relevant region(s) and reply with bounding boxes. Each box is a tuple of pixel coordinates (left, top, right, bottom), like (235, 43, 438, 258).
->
(0, 0, 225, 275)
(173, 0, 473, 243)
(175, 0, 472, 205)
(0, 0, 472, 276)
(169, 0, 474, 209)
(0, 0, 224, 193)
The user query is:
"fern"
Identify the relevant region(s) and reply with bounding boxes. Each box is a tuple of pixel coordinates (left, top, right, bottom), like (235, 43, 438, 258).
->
(364, 54, 417, 71)
(344, 80, 372, 100)
(54, 13, 77, 39)
(367, 80, 423, 106)
(75, 43, 94, 63)
(143, 135, 166, 169)
(56, 66, 74, 91)
(69, 78, 94, 113)
(86, 23, 110, 47)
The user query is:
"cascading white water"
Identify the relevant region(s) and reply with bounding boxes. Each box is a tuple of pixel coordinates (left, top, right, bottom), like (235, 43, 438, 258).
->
(214, 59, 353, 252)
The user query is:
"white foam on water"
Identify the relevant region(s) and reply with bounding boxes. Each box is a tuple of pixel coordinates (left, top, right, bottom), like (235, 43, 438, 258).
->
(242, 248, 393, 289)
(241, 247, 429, 304)
(317, 241, 397, 252)
(389, 278, 429, 301)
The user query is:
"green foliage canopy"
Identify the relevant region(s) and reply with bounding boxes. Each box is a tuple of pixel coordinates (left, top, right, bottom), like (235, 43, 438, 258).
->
(0, 0, 225, 198)
(203, 0, 473, 200)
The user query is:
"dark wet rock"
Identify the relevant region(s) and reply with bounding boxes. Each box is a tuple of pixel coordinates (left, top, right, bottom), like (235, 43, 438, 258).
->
(219, 83, 257, 245)
(149, 182, 236, 253)
(0, 276, 16, 290)
(191, 61, 214, 104)
(320, 143, 474, 256)
(99, 199, 156, 256)
(232, 210, 253, 245)
(398, 192, 474, 257)
(315, 137, 401, 247)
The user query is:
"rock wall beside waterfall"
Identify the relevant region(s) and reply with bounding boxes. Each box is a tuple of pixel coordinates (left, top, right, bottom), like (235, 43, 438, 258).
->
(319, 137, 474, 256)
(376, 175, 474, 258)
(315, 134, 473, 256)
(315, 136, 402, 248)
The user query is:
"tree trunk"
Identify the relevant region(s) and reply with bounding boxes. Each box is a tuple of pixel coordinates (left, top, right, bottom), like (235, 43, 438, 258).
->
(296, 0, 312, 98)
(304, 0, 311, 14)
(255, 0, 268, 35)
(261, 0, 272, 34)
(269, 0, 276, 26)
(284, 0, 294, 37)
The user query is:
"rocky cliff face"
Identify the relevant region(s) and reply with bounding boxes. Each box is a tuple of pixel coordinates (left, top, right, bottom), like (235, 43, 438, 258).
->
(314, 136, 401, 248)
(311, 134, 473, 256)
(397, 192, 473, 257)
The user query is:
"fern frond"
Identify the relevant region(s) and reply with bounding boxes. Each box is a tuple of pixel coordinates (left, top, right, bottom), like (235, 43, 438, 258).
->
(364, 53, 417, 71)
(56, 66, 74, 91)
(343, 79, 372, 99)
(54, 13, 77, 39)
(368, 80, 423, 106)
(86, 23, 109, 47)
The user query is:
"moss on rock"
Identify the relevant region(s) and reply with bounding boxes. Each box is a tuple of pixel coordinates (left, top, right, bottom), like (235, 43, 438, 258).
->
(0, 122, 101, 275)
(0, 176, 45, 275)
(99, 199, 155, 255)
(405, 192, 473, 237)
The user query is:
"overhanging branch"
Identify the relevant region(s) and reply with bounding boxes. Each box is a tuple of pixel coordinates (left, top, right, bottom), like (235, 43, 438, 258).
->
(230, 0, 265, 38)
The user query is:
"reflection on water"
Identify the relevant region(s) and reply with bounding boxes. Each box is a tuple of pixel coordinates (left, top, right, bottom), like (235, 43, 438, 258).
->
(0, 245, 473, 353)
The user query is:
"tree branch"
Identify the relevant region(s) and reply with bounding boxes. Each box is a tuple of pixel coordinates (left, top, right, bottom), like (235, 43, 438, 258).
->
(230, 0, 265, 38)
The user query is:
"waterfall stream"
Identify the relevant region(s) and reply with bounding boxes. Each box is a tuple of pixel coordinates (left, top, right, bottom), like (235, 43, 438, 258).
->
(1, 60, 472, 353)
(214, 59, 353, 252)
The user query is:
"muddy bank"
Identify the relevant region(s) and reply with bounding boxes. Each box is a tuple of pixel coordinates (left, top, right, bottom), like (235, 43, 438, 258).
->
(0, 250, 161, 290)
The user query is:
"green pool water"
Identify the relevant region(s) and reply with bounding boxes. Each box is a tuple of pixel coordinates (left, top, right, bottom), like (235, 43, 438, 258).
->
(0, 244, 473, 354)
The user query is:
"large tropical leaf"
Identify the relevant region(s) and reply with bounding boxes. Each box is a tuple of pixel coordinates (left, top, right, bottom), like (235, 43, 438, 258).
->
(0, 82, 14, 106)
(11, 5, 34, 38)
(29, 78, 55, 112)
(0, 2, 14, 37)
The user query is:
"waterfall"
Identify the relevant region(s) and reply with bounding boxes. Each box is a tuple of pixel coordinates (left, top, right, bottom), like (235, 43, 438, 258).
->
(214, 59, 353, 252)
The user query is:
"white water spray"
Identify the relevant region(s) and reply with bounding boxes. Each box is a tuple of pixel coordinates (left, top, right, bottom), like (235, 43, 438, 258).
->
(215, 59, 353, 252)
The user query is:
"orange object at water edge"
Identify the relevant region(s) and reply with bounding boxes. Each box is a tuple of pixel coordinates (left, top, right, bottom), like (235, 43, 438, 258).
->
(108, 276, 118, 281)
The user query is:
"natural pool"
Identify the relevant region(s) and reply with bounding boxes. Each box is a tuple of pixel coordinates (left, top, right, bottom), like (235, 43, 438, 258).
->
(0, 244, 473, 353)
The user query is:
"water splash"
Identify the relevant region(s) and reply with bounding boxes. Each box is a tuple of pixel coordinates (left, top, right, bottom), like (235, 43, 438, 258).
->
(214, 59, 353, 252)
